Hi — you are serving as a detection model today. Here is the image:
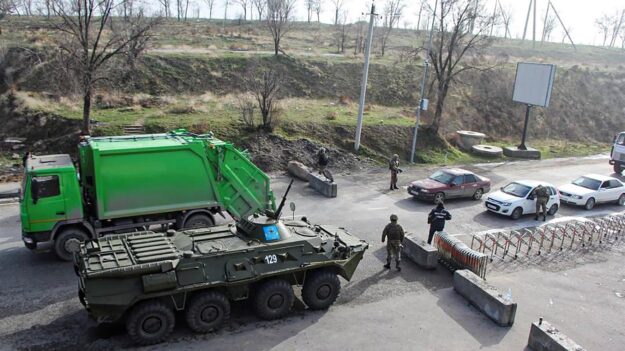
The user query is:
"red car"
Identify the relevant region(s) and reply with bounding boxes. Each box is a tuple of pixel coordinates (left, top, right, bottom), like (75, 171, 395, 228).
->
(407, 168, 491, 203)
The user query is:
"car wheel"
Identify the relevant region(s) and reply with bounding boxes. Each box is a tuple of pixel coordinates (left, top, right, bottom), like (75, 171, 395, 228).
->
(126, 300, 175, 346)
(183, 213, 214, 229)
(547, 204, 559, 215)
(584, 198, 595, 210)
(618, 194, 625, 206)
(510, 207, 523, 220)
(253, 278, 294, 320)
(472, 188, 484, 200)
(54, 227, 89, 261)
(185, 291, 230, 333)
(434, 192, 445, 204)
(302, 270, 341, 310)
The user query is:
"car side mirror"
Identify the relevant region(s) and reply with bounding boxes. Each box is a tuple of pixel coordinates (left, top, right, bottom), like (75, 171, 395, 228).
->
(31, 178, 39, 205)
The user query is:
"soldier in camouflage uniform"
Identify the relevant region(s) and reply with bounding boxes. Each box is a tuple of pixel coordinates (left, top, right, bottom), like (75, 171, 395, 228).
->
(382, 214, 405, 271)
(389, 154, 401, 190)
(533, 184, 550, 221)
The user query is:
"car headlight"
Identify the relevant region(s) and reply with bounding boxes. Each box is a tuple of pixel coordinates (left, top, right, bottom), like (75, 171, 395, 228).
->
(573, 195, 583, 200)
(421, 189, 430, 193)
(502, 202, 512, 206)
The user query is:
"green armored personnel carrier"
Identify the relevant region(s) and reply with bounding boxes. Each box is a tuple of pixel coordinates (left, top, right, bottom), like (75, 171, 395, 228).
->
(75, 189, 369, 345)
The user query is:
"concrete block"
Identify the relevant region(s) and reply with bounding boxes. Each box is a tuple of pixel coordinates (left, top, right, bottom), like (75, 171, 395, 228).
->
(402, 235, 438, 269)
(503, 146, 541, 159)
(457, 130, 486, 151)
(287, 161, 311, 181)
(527, 320, 586, 351)
(471, 144, 503, 158)
(453, 269, 517, 327)
(308, 172, 337, 198)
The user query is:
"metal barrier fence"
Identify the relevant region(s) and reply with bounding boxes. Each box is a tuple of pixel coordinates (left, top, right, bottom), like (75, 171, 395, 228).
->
(434, 231, 489, 279)
(470, 213, 625, 262)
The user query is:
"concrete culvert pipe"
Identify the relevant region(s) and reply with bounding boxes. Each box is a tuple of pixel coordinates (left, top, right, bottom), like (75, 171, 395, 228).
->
(471, 145, 503, 158)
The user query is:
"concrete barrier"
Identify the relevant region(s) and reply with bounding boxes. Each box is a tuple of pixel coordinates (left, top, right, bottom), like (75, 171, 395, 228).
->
(402, 235, 438, 269)
(527, 320, 586, 351)
(308, 172, 337, 198)
(287, 161, 311, 181)
(503, 146, 541, 159)
(453, 270, 517, 327)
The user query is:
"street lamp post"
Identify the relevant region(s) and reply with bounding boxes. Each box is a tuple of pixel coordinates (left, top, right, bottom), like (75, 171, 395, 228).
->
(354, 2, 377, 152)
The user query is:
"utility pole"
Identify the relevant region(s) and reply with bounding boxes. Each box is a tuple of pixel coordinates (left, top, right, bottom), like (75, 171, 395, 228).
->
(354, 3, 378, 151)
(409, 0, 438, 163)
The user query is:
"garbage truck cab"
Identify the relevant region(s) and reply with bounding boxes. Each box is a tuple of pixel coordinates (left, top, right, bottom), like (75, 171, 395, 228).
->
(20, 155, 86, 255)
(610, 132, 625, 175)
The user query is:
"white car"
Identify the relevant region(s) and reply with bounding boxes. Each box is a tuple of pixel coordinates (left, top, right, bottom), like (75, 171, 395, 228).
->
(485, 180, 560, 220)
(558, 174, 625, 210)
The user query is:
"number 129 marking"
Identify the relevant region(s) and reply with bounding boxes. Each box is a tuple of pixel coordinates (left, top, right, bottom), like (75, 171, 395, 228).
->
(264, 254, 278, 264)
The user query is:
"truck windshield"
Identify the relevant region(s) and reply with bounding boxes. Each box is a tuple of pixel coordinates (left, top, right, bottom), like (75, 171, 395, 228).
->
(429, 171, 454, 184)
(572, 177, 601, 190)
(502, 182, 532, 198)
(617, 133, 625, 146)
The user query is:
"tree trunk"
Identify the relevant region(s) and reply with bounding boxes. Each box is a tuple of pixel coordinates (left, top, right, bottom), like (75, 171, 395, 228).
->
(274, 40, 279, 56)
(82, 89, 92, 135)
(430, 83, 450, 134)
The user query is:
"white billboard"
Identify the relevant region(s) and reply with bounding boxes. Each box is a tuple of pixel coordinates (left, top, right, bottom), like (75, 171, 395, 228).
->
(512, 63, 556, 107)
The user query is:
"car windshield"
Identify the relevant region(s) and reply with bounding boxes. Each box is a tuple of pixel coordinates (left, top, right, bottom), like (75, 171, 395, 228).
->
(572, 177, 601, 190)
(501, 182, 532, 198)
(429, 170, 454, 184)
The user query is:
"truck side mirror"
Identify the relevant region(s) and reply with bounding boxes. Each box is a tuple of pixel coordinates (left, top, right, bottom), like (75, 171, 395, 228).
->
(31, 178, 39, 205)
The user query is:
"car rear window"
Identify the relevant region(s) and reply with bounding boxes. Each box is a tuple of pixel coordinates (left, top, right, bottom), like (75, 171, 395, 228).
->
(465, 174, 477, 183)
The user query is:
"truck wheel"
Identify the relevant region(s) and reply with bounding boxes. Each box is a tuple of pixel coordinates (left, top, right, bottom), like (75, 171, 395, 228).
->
(253, 278, 294, 320)
(614, 163, 622, 175)
(585, 198, 595, 210)
(54, 228, 89, 261)
(183, 213, 214, 229)
(126, 300, 175, 346)
(185, 291, 230, 333)
(302, 270, 341, 310)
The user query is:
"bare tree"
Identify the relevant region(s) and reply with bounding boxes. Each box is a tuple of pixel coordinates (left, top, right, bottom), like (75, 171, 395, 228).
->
(243, 62, 284, 131)
(620, 27, 625, 49)
(541, 15, 556, 43)
(329, 0, 343, 25)
(223, 0, 229, 21)
(52, 0, 157, 134)
(305, 0, 313, 23)
(333, 10, 348, 53)
(265, 0, 295, 56)
(313, 0, 321, 22)
(233, 0, 248, 20)
(500, 4, 512, 39)
(378, 0, 404, 56)
(609, 9, 625, 47)
(596, 14, 612, 46)
(204, 0, 215, 19)
(428, 0, 498, 133)
(252, 0, 265, 20)
(159, 0, 171, 17)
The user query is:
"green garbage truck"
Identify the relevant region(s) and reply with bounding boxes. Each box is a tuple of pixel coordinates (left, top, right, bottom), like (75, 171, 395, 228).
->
(20, 129, 275, 260)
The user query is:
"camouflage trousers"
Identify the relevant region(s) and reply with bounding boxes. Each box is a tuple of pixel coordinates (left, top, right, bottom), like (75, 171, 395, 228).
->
(386, 240, 402, 264)
(535, 199, 548, 217)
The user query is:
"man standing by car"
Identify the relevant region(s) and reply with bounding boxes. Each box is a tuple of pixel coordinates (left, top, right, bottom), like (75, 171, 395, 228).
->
(389, 154, 401, 190)
(427, 202, 452, 244)
(533, 184, 550, 221)
(382, 214, 405, 271)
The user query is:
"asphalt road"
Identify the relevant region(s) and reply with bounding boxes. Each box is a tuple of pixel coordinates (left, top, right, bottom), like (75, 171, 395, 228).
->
(1, 155, 624, 350)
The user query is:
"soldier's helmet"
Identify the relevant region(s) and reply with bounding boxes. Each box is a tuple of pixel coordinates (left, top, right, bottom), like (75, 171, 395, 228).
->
(390, 214, 398, 221)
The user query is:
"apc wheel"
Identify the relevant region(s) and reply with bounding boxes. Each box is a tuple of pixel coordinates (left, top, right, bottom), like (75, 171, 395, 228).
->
(618, 194, 625, 206)
(547, 204, 559, 215)
(584, 198, 596, 210)
(302, 270, 341, 310)
(510, 207, 523, 220)
(433, 192, 445, 204)
(185, 291, 230, 333)
(472, 188, 484, 200)
(614, 164, 622, 175)
(184, 213, 214, 229)
(253, 279, 294, 320)
(54, 227, 89, 261)
(126, 300, 175, 346)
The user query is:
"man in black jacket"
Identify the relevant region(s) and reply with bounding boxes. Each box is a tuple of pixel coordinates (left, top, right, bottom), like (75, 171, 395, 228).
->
(427, 202, 452, 244)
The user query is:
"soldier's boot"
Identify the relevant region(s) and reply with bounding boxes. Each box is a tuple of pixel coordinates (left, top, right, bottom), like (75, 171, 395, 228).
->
(534, 216, 539, 220)
(384, 259, 391, 269)
(395, 260, 401, 271)
(543, 215, 547, 221)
